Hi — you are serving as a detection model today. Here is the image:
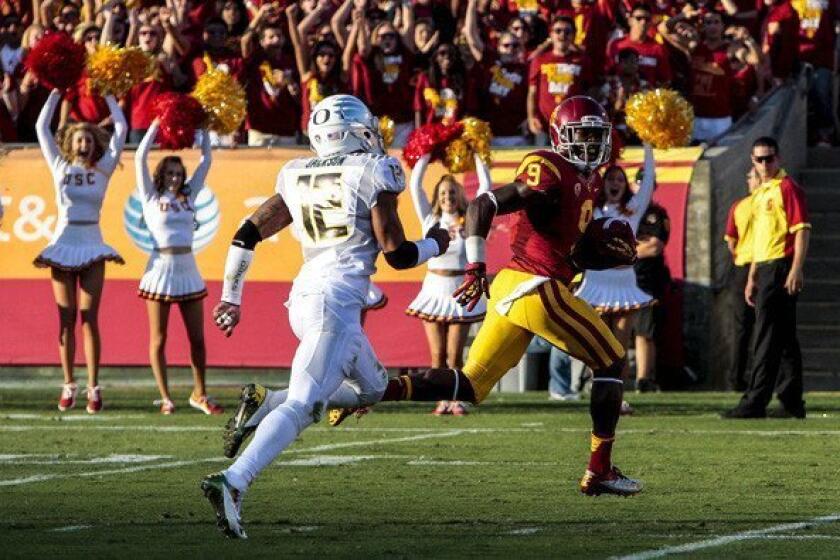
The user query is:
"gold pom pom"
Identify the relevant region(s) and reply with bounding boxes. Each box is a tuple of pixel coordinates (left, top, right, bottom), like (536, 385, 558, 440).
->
(443, 118, 493, 173)
(625, 89, 694, 149)
(87, 45, 154, 97)
(191, 69, 247, 135)
(379, 115, 395, 149)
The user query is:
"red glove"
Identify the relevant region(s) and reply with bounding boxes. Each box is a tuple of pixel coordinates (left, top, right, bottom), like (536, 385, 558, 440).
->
(453, 262, 489, 311)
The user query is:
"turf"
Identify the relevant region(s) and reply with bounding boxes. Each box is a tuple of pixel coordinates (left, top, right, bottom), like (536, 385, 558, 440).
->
(1, 372, 840, 559)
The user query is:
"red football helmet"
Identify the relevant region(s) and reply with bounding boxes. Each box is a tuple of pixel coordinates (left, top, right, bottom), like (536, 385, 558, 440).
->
(549, 96, 612, 171)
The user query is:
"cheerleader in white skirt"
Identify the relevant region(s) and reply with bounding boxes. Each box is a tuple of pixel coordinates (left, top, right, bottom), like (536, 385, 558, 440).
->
(135, 120, 223, 416)
(35, 89, 127, 415)
(575, 144, 656, 413)
(406, 153, 491, 415)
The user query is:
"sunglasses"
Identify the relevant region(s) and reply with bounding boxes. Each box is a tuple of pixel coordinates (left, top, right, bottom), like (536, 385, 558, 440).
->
(632, 14, 651, 21)
(378, 32, 397, 40)
(752, 154, 776, 163)
(552, 27, 574, 35)
(499, 42, 521, 49)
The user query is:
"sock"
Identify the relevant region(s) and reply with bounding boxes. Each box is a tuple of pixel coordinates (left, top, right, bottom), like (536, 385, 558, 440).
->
(225, 400, 313, 492)
(587, 432, 615, 475)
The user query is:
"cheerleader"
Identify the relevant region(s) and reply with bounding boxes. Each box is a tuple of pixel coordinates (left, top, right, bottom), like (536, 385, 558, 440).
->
(35, 88, 126, 414)
(135, 120, 223, 416)
(406, 153, 491, 415)
(575, 143, 656, 413)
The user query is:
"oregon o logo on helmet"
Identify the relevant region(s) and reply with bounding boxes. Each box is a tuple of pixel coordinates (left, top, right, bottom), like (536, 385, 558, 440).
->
(123, 186, 221, 254)
(312, 109, 330, 125)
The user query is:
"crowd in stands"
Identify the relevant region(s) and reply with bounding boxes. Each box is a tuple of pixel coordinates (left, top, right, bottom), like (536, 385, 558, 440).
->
(0, 0, 837, 147)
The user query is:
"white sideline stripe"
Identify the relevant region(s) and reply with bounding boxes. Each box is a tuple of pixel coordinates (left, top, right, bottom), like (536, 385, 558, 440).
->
(613, 514, 840, 560)
(408, 459, 559, 466)
(508, 527, 542, 535)
(0, 454, 172, 465)
(0, 430, 469, 487)
(50, 525, 93, 533)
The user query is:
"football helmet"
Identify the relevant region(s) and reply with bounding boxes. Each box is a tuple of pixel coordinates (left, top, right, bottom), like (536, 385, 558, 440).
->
(307, 94, 384, 158)
(549, 96, 612, 171)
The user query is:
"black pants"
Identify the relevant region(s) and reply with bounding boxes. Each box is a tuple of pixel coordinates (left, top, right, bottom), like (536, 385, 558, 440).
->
(729, 265, 754, 392)
(739, 258, 803, 412)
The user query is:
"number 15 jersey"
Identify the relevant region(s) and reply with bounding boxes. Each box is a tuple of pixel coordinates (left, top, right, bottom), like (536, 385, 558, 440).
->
(275, 152, 406, 300)
(509, 149, 603, 285)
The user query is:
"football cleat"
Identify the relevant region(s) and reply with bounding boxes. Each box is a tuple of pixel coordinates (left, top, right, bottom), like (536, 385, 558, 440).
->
(223, 384, 266, 458)
(328, 406, 370, 427)
(86, 386, 102, 415)
(58, 383, 78, 412)
(190, 395, 225, 416)
(200, 472, 247, 539)
(580, 466, 643, 497)
(432, 401, 451, 416)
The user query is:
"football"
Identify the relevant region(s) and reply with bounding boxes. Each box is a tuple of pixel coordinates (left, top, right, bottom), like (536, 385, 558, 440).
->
(569, 217, 638, 271)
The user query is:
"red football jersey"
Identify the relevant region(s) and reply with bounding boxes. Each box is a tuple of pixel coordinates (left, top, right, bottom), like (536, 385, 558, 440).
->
(508, 149, 602, 284)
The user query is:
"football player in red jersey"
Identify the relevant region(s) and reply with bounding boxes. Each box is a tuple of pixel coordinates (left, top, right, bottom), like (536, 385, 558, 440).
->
(334, 96, 643, 497)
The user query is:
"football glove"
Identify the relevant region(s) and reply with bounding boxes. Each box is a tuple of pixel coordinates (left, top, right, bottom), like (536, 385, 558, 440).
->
(453, 262, 489, 311)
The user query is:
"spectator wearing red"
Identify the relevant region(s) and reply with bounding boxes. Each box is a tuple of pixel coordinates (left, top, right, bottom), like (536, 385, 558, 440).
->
(221, 0, 250, 40)
(570, 0, 618, 79)
(351, 19, 417, 145)
(61, 23, 108, 128)
(599, 48, 650, 142)
(287, 3, 351, 134)
(465, 0, 528, 144)
(791, 0, 838, 144)
(242, 14, 300, 146)
(527, 15, 594, 142)
(190, 17, 245, 84)
(607, 3, 672, 86)
(122, 18, 186, 143)
(414, 42, 476, 126)
(759, 0, 801, 81)
(725, 26, 765, 119)
(662, 9, 737, 142)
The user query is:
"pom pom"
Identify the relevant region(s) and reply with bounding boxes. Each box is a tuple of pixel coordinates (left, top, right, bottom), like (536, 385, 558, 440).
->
(25, 32, 86, 91)
(625, 89, 694, 149)
(190, 69, 247, 135)
(154, 93, 206, 150)
(87, 45, 154, 97)
(443, 118, 493, 174)
(402, 122, 463, 169)
(379, 115, 394, 149)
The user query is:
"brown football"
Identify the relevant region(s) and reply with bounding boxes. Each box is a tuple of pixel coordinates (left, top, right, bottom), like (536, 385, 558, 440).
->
(570, 217, 638, 271)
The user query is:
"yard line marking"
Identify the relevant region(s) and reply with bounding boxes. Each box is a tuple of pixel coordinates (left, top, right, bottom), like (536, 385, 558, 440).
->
(508, 527, 542, 535)
(0, 430, 470, 487)
(50, 525, 93, 533)
(0, 454, 172, 465)
(408, 459, 559, 466)
(613, 514, 840, 560)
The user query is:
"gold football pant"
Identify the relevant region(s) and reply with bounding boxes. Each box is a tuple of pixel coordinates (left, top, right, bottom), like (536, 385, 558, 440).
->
(463, 268, 625, 402)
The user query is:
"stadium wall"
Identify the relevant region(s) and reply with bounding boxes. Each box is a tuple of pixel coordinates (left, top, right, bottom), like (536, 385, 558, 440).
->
(685, 73, 809, 387)
(0, 146, 700, 368)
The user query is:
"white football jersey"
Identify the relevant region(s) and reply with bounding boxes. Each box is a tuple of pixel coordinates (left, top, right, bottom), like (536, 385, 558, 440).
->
(276, 152, 405, 302)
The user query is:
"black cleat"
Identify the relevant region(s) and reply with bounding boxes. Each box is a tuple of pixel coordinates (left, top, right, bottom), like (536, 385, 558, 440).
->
(223, 384, 267, 458)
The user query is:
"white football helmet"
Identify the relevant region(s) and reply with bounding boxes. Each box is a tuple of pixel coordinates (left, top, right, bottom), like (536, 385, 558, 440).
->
(307, 95, 384, 158)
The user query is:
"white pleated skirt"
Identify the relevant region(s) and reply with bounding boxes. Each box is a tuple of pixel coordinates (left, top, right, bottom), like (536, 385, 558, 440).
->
(138, 252, 207, 302)
(406, 272, 486, 323)
(34, 222, 124, 271)
(574, 266, 655, 315)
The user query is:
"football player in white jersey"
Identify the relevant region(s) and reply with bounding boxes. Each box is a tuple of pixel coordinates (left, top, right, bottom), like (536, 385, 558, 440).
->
(201, 95, 450, 539)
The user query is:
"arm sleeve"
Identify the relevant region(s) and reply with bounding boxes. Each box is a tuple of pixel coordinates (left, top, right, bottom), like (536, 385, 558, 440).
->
(36, 89, 62, 170)
(475, 154, 492, 196)
(369, 155, 406, 207)
(98, 95, 128, 176)
(627, 143, 656, 231)
(781, 177, 810, 233)
(186, 129, 212, 199)
(408, 153, 433, 225)
(134, 121, 158, 200)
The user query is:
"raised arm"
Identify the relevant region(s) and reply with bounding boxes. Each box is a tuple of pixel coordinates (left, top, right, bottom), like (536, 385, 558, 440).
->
(408, 153, 433, 225)
(134, 119, 158, 199)
(187, 129, 213, 197)
(287, 4, 311, 78)
(397, 0, 416, 53)
(627, 143, 655, 229)
(331, 0, 354, 48)
(464, 0, 484, 62)
(36, 89, 62, 169)
(342, 9, 363, 73)
(474, 154, 492, 196)
(97, 95, 128, 175)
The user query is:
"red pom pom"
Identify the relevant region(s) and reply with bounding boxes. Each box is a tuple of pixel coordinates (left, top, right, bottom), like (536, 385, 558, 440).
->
(402, 122, 463, 168)
(154, 93, 206, 150)
(24, 32, 86, 91)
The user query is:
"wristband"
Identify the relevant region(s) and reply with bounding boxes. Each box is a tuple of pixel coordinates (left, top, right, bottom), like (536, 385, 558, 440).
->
(465, 235, 486, 263)
(221, 245, 254, 305)
(415, 238, 440, 265)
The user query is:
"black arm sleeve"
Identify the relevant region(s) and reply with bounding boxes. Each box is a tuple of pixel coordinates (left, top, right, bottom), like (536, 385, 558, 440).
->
(384, 240, 419, 270)
(232, 219, 263, 250)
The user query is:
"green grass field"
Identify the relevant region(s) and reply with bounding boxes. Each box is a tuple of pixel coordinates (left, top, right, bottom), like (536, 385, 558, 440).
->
(1, 371, 840, 559)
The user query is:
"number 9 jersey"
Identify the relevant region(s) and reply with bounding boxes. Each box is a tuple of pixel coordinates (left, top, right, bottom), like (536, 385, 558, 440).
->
(276, 152, 406, 300)
(509, 149, 603, 285)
